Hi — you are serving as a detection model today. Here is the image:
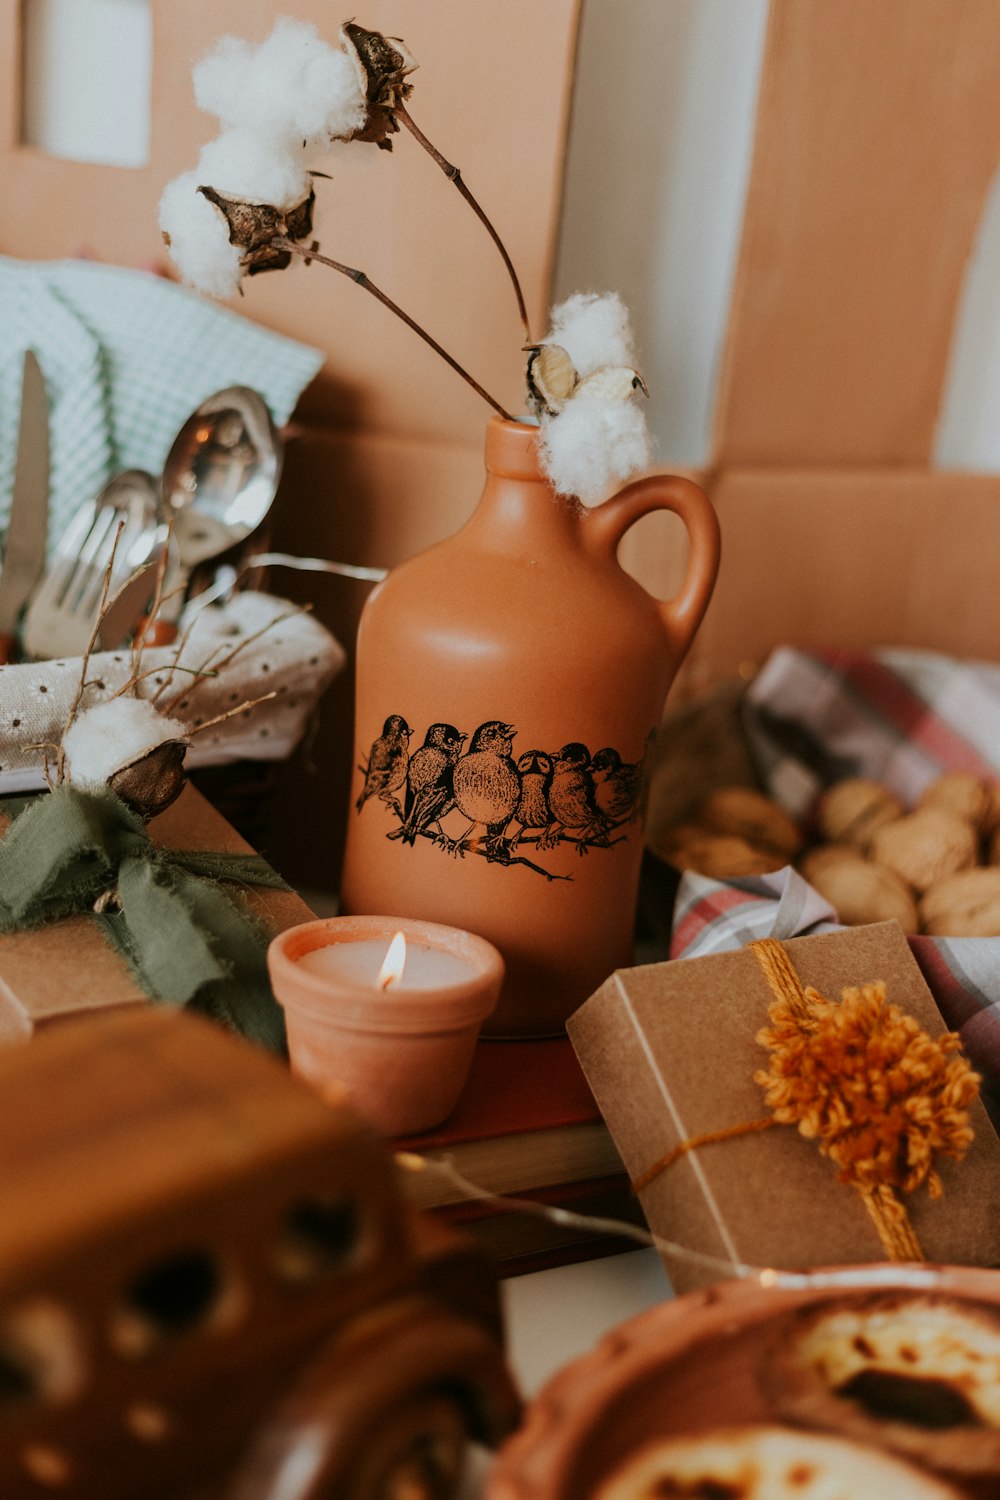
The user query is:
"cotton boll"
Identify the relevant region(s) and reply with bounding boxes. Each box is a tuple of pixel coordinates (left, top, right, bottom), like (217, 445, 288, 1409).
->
(539, 394, 651, 506)
(63, 699, 189, 790)
(159, 171, 243, 298)
(547, 292, 636, 379)
(194, 19, 366, 150)
(197, 130, 311, 210)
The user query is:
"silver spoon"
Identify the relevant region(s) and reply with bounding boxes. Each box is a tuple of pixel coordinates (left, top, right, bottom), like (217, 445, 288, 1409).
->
(161, 387, 283, 575)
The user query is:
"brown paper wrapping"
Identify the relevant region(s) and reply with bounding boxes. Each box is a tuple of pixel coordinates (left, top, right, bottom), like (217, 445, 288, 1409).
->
(0, 785, 313, 1027)
(567, 923, 1000, 1293)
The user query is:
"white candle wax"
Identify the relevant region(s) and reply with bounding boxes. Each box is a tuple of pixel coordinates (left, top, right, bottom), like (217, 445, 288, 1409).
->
(298, 939, 478, 991)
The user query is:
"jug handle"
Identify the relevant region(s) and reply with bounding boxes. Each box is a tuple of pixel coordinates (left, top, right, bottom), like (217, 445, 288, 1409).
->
(583, 473, 721, 661)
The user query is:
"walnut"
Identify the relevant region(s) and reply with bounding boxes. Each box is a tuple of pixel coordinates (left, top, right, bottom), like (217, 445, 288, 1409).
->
(816, 778, 903, 851)
(921, 868, 1000, 937)
(658, 824, 784, 879)
(870, 808, 977, 894)
(696, 787, 803, 861)
(983, 781, 1000, 841)
(799, 844, 867, 881)
(799, 848, 918, 932)
(917, 772, 991, 834)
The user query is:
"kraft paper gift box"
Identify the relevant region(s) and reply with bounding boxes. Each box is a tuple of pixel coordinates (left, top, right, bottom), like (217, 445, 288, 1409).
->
(0, 786, 313, 1029)
(567, 922, 1000, 1294)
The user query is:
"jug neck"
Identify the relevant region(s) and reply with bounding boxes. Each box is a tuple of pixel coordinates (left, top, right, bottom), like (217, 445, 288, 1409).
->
(466, 417, 583, 550)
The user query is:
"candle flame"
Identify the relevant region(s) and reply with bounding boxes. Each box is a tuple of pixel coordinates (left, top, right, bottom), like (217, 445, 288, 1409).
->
(377, 931, 407, 990)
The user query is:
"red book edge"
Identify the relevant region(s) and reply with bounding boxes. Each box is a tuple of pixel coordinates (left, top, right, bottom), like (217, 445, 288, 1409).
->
(396, 1036, 601, 1151)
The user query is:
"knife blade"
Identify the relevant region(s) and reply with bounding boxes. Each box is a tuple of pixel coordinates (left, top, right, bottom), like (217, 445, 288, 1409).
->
(0, 351, 49, 661)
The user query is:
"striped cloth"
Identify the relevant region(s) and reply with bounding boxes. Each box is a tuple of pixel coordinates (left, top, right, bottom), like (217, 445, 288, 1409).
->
(743, 646, 1000, 820)
(0, 256, 324, 560)
(669, 648, 1000, 1103)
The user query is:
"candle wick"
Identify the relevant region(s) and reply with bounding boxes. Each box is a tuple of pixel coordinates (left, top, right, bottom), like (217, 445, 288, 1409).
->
(379, 973, 398, 992)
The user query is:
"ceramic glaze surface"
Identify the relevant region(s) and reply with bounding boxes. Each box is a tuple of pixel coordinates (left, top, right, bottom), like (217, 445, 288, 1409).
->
(340, 418, 720, 1034)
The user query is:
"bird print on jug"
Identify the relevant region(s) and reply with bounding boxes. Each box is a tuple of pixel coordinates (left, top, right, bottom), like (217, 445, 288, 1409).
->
(356, 716, 650, 882)
(355, 714, 412, 820)
(341, 417, 720, 1035)
(388, 722, 466, 846)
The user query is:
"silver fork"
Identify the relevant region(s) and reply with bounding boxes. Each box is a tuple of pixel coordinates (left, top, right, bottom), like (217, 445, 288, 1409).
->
(22, 470, 163, 660)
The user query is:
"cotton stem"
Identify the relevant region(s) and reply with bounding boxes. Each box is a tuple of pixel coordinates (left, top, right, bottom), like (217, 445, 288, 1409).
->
(271, 236, 512, 420)
(394, 103, 532, 345)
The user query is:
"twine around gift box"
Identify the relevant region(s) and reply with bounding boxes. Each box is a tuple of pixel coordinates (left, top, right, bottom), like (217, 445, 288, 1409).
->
(631, 938, 981, 1263)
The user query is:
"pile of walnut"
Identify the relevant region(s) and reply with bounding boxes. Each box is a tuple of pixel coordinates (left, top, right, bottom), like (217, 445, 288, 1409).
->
(655, 775, 1000, 936)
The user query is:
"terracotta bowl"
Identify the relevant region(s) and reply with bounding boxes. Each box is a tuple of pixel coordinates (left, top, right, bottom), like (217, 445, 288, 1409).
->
(486, 1264, 1000, 1500)
(267, 915, 504, 1135)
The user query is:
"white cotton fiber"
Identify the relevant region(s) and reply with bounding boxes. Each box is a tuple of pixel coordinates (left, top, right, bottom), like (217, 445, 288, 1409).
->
(536, 290, 651, 504)
(539, 392, 651, 507)
(63, 699, 189, 789)
(197, 130, 311, 210)
(159, 170, 243, 298)
(547, 292, 636, 379)
(193, 18, 367, 151)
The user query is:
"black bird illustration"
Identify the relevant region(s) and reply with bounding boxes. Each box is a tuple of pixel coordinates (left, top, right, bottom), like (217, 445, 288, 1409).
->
(509, 749, 554, 848)
(355, 714, 412, 818)
(448, 720, 520, 856)
(590, 746, 644, 824)
(392, 722, 467, 844)
(547, 742, 608, 852)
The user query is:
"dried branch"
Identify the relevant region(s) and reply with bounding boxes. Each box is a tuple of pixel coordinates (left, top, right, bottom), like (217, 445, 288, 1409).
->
(114, 665, 217, 698)
(160, 600, 310, 717)
(128, 523, 174, 681)
(271, 236, 513, 420)
(187, 691, 278, 738)
(162, 603, 312, 715)
(395, 101, 531, 344)
(57, 520, 125, 784)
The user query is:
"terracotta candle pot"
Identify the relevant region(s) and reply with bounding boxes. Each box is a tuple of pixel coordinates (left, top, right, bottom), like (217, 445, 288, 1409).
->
(340, 417, 720, 1036)
(267, 915, 503, 1136)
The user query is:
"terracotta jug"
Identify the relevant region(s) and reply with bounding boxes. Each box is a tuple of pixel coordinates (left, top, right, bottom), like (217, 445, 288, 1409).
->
(340, 417, 720, 1035)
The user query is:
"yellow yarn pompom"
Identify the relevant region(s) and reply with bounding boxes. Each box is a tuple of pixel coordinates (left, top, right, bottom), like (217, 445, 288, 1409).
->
(755, 981, 980, 1201)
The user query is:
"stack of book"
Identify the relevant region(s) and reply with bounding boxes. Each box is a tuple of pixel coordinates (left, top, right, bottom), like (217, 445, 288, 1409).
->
(396, 1037, 643, 1276)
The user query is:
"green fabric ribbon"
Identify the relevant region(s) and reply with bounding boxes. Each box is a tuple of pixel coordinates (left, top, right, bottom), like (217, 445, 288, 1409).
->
(0, 786, 289, 1053)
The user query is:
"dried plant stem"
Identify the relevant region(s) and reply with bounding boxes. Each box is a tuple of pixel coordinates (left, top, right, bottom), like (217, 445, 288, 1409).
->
(150, 608, 210, 705)
(129, 525, 174, 680)
(271, 237, 513, 420)
(395, 102, 532, 344)
(162, 604, 310, 715)
(116, 665, 217, 697)
(188, 691, 277, 738)
(57, 521, 124, 783)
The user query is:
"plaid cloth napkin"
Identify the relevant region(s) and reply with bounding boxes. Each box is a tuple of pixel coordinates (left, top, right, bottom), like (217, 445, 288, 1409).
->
(0, 256, 324, 558)
(668, 647, 1000, 1103)
(744, 646, 1000, 820)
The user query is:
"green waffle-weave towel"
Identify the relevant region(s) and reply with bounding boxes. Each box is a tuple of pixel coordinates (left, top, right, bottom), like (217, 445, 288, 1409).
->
(0, 256, 324, 558)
